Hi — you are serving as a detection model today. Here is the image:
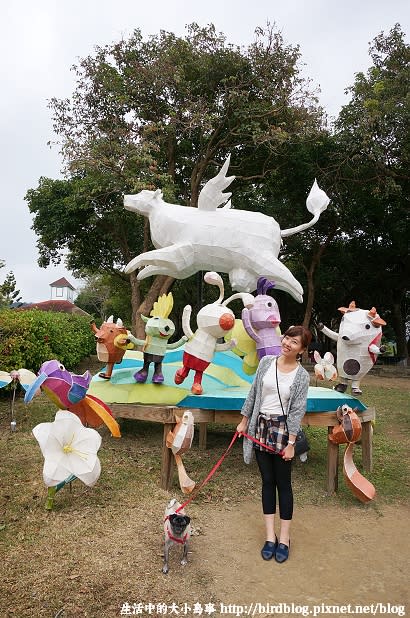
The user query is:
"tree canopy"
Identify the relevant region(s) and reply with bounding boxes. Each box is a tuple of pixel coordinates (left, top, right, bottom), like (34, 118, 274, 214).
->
(0, 264, 22, 309)
(25, 23, 409, 358)
(26, 23, 326, 334)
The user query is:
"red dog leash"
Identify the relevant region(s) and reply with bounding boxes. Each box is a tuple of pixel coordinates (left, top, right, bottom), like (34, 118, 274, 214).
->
(176, 430, 279, 513)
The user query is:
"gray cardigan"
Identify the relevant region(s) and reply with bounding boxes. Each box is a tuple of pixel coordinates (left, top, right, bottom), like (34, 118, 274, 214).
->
(240, 356, 310, 464)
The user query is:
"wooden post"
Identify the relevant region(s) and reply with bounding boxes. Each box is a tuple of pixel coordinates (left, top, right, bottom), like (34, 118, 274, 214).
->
(160, 423, 175, 490)
(198, 423, 208, 450)
(327, 427, 339, 494)
(361, 420, 373, 472)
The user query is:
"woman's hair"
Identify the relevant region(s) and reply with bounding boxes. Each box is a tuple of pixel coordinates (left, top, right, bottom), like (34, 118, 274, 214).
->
(283, 325, 312, 350)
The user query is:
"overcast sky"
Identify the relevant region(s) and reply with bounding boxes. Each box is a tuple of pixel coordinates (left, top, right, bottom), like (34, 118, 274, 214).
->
(1, 0, 409, 303)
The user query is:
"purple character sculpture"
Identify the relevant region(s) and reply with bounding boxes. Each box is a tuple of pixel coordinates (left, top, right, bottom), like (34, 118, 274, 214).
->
(241, 277, 282, 359)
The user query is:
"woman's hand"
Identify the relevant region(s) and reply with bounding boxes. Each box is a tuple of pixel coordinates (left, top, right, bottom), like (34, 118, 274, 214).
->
(282, 444, 295, 461)
(236, 417, 248, 436)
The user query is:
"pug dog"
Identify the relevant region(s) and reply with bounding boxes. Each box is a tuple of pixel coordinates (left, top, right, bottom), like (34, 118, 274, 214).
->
(162, 498, 191, 574)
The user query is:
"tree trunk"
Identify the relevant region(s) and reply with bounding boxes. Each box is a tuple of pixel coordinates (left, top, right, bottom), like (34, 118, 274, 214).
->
(130, 271, 141, 333)
(134, 275, 175, 338)
(302, 227, 338, 330)
(390, 289, 408, 364)
(303, 265, 316, 330)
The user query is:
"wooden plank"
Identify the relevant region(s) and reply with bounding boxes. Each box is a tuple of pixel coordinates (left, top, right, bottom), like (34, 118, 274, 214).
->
(302, 408, 375, 427)
(110, 404, 177, 423)
(176, 408, 216, 423)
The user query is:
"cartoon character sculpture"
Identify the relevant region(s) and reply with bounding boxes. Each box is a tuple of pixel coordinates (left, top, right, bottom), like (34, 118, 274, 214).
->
(313, 351, 338, 382)
(91, 316, 130, 379)
(24, 359, 121, 437)
(318, 301, 386, 395)
(174, 272, 253, 395)
(329, 404, 376, 503)
(122, 293, 187, 384)
(166, 410, 195, 494)
(124, 156, 330, 302)
(241, 277, 282, 359)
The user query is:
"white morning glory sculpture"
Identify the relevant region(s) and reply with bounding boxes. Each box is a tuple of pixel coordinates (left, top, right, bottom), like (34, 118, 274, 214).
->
(124, 155, 330, 302)
(32, 410, 102, 488)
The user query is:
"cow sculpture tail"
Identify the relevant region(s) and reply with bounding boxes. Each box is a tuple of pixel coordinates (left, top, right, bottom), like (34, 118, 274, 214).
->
(329, 405, 376, 503)
(343, 443, 376, 503)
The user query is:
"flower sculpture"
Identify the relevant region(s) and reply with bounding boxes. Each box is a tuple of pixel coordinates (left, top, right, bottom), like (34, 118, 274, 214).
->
(0, 368, 37, 390)
(0, 368, 37, 430)
(32, 410, 102, 488)
(313, 351, 338, 381)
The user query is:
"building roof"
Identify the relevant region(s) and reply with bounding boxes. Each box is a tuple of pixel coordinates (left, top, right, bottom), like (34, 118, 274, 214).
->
(50, 277, 76, 290)
(18, 300, 90, 316)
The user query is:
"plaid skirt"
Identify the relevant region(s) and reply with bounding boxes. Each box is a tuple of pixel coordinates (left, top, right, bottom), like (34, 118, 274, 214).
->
(254, 415, 288, 455)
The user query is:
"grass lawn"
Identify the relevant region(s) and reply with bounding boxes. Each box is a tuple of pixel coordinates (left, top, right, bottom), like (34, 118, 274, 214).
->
(0, 369, 408, 617)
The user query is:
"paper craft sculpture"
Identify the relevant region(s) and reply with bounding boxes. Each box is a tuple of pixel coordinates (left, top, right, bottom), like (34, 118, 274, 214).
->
(174, 272, 253, 395)
(166, 410, 195, 494)
(224, 319, 259, 375)
(91, 316, 132, 379)
(329, 404, 376, 503)
(123, 293, 187, 384)
(313, 351, 338, 381)
(0, 368, 37, 430)
(241, 277, 282, 359)
(124, 156, 330, 302)
(24, 359, 121, 437)
(33, 410, 102, 509)
(0, 368, 37, 390)
(318, 301, 386, 395)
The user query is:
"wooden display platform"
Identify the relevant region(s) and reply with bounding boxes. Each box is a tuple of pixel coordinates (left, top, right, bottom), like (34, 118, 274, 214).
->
(109, 404, 375, 495)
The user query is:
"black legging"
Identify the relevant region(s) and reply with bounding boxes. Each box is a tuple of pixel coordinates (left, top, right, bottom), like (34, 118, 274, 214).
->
(255, 449, 293, 520)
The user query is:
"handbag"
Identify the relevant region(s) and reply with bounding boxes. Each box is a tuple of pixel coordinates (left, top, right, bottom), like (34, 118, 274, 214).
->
(275, 359, 310, 456)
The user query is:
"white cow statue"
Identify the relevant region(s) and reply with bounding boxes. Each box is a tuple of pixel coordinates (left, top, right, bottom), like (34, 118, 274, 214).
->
(318, 301, 386, 395)
(124, 156, 330, 302)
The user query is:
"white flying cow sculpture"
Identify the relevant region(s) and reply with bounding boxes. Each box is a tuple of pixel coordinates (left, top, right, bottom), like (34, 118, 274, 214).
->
(124, 156, 330, 301)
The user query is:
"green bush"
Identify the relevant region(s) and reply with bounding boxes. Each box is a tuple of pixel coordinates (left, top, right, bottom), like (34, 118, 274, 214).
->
(0, 309, 95, 372)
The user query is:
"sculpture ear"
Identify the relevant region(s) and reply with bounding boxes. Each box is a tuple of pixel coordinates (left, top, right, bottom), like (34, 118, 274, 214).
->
(338, 306, 349, 314)
(372, 316, 386, 327)
(141, 314, 149, 323)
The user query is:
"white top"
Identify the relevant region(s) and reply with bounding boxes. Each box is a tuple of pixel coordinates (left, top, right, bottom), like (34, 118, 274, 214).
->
(259, 358, 299, 418)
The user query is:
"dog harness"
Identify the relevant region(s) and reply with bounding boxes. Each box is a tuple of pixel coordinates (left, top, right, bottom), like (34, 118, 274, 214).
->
(164, 516, 189, 545)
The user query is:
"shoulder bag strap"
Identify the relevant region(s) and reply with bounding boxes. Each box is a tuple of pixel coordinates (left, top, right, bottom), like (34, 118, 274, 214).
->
(275, 358, 290, 435)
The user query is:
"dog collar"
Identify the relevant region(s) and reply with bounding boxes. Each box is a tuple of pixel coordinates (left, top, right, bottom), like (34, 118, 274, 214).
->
(166, 529, 188, 545)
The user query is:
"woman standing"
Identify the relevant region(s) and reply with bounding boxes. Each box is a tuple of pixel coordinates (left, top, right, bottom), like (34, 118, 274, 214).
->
(236, 325, 312, 564)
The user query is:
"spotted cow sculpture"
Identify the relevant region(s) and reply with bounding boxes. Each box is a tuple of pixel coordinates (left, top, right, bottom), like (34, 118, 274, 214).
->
(318, 301, 386, 395)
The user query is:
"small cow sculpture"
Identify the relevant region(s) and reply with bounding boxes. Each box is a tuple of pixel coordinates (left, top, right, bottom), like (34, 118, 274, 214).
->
(318, 301, 386, 395)
(91, 316, 130, 380)
(124, 156, 330, 302)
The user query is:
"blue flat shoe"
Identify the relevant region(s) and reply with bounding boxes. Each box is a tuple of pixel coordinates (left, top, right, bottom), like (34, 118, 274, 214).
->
(275, 540, 290, 563)
(261, 537, 277, 561)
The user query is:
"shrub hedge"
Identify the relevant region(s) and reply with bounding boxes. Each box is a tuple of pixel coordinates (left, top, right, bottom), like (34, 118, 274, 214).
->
(0, 309, 96, 372)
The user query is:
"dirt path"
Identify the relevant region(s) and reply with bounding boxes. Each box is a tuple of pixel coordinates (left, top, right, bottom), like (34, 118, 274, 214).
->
(194, 500, 410, 610)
